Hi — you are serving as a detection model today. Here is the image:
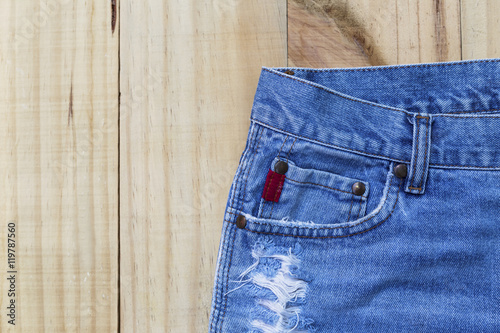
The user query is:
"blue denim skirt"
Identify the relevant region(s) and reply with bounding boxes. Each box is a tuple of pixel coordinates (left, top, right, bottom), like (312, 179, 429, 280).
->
(209, 59, 500, 332)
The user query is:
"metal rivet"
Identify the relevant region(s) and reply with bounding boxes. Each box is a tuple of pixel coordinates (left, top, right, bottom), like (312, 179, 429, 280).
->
(394, 164, 408, 178)
(236, 214, 246, 229)
(274, 160, 289, 174)
(352, 182, 366, 196)
(284, 70, 295, 75)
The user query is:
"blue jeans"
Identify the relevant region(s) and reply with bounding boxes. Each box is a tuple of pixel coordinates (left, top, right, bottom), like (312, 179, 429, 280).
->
(209, 59, 500, 332)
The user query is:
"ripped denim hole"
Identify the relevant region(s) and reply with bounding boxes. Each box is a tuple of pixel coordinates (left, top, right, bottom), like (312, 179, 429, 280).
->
(227, 237, 316, 333)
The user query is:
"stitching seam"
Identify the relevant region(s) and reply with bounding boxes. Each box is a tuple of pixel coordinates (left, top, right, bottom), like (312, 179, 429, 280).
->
(271, 175, 284, 202)
(435, 114, 500, 118)
(278, 135, 289, 155)
(409, 116, 420, 188)
(356, 198, 362, 220)
(443, 108, 500, 114)
(229, 124, 256, 215)
(264, 64, 500, 116)
(269, 137, 297, 219)
(285, 177, 367, 198)
(267, 135, 290, 219)
(252, 119, 500, 169)
(210, 123, 257, 332)
(219, 126, 264, 330)
(228, 170, 396, 231)
(286, 138, 297, 162)
(268, 174, 284, 219)
(239, 127, 264, 214)
(225, 176, 401, 238)
(418, 116, 430, 191)
(346, 193, 354, 222)
(259, 199, 266, 218)
(263, 171, 275, 202)
(265, 63, 500, 119)
(274, 58, 500, 72)
(430, 163, 500, 168)
(263, 68, 410, 115)
(252, 118, 409, 163)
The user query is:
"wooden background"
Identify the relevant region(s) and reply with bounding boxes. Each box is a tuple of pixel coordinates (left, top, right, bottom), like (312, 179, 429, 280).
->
(0, 0, 497, 332)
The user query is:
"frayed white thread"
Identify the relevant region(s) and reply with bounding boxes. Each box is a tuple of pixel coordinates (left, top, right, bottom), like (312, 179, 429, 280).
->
(279, 216, 316, 226)
(250, 248, 309, 332)
(224, 245, 266, 297)
(241, 212, 316, 226)
(223, 239, 313, 332)
(223, 278, 252, 296)
(254, 299, 303, 332)
(251, 317, 308, 333)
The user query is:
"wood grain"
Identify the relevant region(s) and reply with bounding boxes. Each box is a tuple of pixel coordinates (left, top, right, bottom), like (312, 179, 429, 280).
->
(119, 0, 286, 332)
(288, 0, 375, 68)
(461, 0, 500, 59)
(0, 0, 499, 332)
(289, 0, 462, 67)
(0, 0, 119, 332)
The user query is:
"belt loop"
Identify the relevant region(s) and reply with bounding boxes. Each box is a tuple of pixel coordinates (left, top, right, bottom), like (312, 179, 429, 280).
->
(405, 113, 434, 195)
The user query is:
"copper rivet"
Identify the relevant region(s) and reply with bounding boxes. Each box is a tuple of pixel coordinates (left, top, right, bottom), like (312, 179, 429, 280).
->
(274, 160, 289, 174)
(352, 182, 366, 196)
(394, 164, 408, 178)
(236, 214, 246, 229)
(284, 70, 295, 75)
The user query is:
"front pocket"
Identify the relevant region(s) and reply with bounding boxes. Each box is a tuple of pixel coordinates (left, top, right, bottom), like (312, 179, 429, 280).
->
(234, 160, 401, 239)
(258, 157, 370, 225)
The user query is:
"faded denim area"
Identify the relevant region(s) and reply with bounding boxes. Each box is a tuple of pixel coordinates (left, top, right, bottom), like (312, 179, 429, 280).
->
(209, 59, 500, 332)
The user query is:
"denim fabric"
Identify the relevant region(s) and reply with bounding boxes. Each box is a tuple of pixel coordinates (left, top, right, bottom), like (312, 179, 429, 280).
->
(209, 59, 500, 332)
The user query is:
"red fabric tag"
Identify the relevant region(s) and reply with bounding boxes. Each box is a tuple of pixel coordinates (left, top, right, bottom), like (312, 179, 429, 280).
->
(261, 169, 286, 202)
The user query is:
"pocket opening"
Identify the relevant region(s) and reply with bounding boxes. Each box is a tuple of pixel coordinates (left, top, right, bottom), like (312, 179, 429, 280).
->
(232, 161, 402, 238)
(258, 157, 370, 225)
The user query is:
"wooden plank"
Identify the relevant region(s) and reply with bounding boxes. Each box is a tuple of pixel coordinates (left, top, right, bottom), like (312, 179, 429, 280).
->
(288, 0, 461, 67)
(4, 0, 494, 331)
(119, 0, 286, 332)
(461, 0, 500, 59)
(0, 1, 119, 331)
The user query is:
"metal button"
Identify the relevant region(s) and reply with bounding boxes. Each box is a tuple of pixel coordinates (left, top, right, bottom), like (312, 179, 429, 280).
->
(352, 182, 365, 196)
(274, 160, 289, 174)
(394, 163, 408, 178)
(284, 70, 295, 75)
(236, 214, 246, 229)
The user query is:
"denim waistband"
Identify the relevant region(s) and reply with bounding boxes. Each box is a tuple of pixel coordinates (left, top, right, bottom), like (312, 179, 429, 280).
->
(251, 58, 500, 171)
